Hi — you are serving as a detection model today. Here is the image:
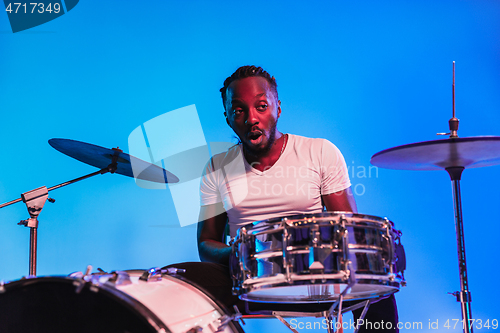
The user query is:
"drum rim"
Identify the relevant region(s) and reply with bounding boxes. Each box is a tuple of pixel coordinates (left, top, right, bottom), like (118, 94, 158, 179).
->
(246, 211, 394, 229)
(238, 271, 401, 303)
(241, 283, 400, 303)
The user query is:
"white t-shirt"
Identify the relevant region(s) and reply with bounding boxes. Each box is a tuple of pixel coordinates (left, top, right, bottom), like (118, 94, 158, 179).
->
(200, 134, 351, 237)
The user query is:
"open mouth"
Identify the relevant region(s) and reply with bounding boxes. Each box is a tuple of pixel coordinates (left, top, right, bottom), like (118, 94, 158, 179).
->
(247, 130, 263, 144)
(248, 131, 262, 140)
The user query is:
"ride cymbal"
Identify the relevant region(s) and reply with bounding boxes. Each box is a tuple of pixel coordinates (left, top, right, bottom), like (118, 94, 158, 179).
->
(49, 138, 179, 183)
(371, 136, 500, 171)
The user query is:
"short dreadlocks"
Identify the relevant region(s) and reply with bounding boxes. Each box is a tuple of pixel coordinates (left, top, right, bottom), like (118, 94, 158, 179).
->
(220, 65, 278, 109)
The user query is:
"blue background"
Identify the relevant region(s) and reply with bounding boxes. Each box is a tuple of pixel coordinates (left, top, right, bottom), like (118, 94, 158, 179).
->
(1, 1, 499, 331)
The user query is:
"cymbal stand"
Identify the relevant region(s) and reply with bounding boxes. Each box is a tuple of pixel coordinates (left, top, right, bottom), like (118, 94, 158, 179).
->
(437, 62, 473, 333)
(0, 156, 120, 276)
(446, 166, 473, 333)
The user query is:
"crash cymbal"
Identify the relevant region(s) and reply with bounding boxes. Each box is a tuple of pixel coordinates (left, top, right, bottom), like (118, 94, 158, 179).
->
(370, 136, 500, 171)
(49, 138, 179, 183)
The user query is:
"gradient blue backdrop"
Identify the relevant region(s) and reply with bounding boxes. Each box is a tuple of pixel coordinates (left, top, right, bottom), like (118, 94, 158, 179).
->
(1, 1, 499, 332)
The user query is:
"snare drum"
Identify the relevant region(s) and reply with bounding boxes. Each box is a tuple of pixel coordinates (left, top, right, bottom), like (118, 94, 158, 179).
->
(230, 212, 405, 303)
(0, 269, 243, 333)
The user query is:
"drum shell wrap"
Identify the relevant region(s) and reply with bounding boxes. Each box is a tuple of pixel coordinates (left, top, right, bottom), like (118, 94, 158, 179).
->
(0, 270, 243, 333)
(0, 276, 167, 333)
(230, 212, 404, 303)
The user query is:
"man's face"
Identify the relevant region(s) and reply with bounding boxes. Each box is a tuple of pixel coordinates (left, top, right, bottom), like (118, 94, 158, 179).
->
(224, 76, 281, 156)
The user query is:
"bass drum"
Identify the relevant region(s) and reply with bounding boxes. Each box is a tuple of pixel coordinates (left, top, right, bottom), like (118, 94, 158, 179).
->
(0, 270, 243, 333)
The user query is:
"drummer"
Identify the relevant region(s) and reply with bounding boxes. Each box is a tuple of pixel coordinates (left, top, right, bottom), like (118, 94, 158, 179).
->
(170, 65, 398, 332)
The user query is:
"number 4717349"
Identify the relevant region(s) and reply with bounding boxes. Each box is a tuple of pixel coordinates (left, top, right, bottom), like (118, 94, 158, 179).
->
(5, 3, 61, 14)
(443, 319, 498, 330)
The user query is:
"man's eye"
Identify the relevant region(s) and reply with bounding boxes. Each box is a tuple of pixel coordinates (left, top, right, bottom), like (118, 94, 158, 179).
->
(257, 104, 268, 111)
(233, 109, 243, 114)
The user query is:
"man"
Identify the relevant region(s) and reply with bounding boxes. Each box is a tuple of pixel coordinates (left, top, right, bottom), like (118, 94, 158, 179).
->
(172, 65, 398, 332)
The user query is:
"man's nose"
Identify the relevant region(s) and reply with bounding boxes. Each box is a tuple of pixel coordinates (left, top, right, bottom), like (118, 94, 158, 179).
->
(245, 108, 259, 125)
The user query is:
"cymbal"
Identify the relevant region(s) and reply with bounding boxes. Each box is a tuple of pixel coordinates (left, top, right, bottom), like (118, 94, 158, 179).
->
(49, 138, 179, 183)
(371, 136, 500, 171)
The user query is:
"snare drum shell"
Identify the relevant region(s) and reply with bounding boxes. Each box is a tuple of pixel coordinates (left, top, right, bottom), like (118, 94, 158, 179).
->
(231, 212, 403, 303)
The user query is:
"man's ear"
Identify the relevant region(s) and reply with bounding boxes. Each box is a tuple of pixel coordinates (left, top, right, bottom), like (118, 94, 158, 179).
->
(277, 100, 282, 119)
(224, 111, 231, 127)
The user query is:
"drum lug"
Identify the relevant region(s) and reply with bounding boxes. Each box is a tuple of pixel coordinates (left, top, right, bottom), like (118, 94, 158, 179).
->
(73, 275, 100, 294)
(109, 271, 132, 286)
(233, 305, 246, 326)
(339, 216, 350, 272)
(400, 273, 407, 287)
(282, 225, 292, 283)
(341, 269, 351, 282)
(213, 305, 244, 332)
(140, 267, 186, 282)
(141, 267, 163, 282)
(237, 228, 250, 275)
(71, 265, 98, 293)
(310, 224, 320, 247)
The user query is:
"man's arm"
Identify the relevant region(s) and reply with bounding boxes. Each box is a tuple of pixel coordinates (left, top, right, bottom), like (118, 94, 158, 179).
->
(197, 203, 231, 265)
(322, 187, 358, 213)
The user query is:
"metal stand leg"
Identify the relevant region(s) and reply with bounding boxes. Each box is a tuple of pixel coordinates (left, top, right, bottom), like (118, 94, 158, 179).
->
(243, 295, 393, 333)
(325, 314, 334, 333)
(326, 295, 344, 333)
(447, 167, 473, 333)
(275, 315, 300, 333)
(17, 186, 48, 277)
(29, 227, 37, 276)
(353, 300, 371, 333)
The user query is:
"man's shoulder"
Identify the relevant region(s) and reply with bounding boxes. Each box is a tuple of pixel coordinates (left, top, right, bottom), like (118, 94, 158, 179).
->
(206, 143, 242, 170)
(289, 134, 337, 150)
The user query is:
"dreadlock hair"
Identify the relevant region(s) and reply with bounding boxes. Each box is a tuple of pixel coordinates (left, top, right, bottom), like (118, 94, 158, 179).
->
(220, 65, 278, 109)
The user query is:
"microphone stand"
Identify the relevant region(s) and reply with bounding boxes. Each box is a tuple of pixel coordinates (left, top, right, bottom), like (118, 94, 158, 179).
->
(0, 157, 119, 277)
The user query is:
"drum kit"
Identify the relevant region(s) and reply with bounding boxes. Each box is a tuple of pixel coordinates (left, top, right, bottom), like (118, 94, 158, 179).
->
(1, 63, 499, 333)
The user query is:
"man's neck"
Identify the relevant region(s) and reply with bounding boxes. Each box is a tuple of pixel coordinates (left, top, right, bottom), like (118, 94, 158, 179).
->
(244, 132, 286, 172)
